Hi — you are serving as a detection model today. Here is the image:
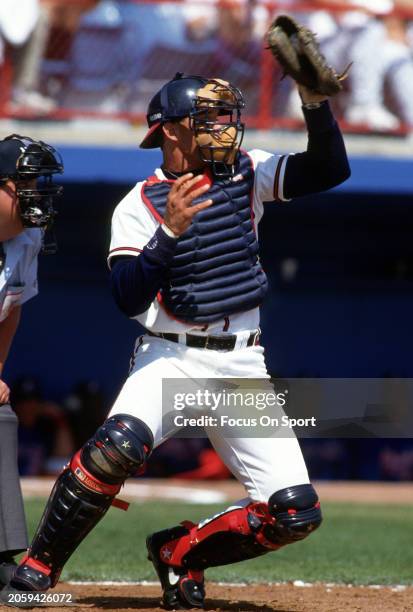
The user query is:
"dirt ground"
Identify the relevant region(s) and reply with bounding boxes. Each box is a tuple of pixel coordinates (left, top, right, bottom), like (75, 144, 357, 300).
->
(2, 582, 412, 612)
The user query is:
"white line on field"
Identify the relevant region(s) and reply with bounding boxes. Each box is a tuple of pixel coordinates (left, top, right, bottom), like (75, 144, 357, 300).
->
(69, 582, 160, 586)
(22, 479, 227, 504)
(67, 581, 409, 592)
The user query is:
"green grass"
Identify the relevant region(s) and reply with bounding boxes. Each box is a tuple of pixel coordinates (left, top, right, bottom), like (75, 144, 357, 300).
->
(24, 499, 413, 585)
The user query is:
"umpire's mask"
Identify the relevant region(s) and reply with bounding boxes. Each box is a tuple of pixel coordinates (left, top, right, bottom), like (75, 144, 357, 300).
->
(0, 134, 63, 252)
(0, 134, 63, 228)
(191, 79, 245, 177)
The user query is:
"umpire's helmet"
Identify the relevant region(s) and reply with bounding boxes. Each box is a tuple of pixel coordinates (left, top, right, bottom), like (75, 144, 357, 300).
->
(140, 73, 208, 149)
(0, 134, 63, 230)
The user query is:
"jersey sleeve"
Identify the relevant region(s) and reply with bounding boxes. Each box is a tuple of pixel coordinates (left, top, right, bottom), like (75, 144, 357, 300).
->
(247, 149, 291, 225)
(18, 230, 42, 305)
(19, 255, 39, 305)
(108, 182, 158, 267)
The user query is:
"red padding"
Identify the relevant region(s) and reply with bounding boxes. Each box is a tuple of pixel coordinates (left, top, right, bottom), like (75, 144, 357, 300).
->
(187, 569, 204, 582)
(185, 171, 212, 195)
(70, 450, 121, 496)
(160, 507, 253, 567)
(111, 498, 130, 511)
(159, 503, 284, 568)
(21, 555, 51, 576)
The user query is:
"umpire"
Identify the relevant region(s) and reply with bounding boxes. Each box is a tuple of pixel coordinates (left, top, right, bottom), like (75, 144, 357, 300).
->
(0, 135, 62, 585)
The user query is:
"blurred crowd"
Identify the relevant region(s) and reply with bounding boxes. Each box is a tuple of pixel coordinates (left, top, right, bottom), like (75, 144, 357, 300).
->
(1, 0, 413, 131)
(11, 377, 107, 476)
(10, 375, 413, 481)
(10, 376, 232, 480)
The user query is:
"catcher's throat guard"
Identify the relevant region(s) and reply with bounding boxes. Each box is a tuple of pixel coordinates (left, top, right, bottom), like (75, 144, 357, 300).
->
(191, 78, 245, 176)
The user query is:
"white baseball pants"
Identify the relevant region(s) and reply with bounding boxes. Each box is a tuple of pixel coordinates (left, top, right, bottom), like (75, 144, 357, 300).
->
(107, 335, 310, 502)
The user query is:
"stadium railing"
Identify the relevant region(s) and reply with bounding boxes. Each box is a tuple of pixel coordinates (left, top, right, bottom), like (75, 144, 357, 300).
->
(1, 0, 413, 135)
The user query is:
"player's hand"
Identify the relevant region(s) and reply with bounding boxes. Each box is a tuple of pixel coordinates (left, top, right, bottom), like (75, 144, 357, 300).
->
(0, 379, 10, 405)
(164, 173, 213, 236)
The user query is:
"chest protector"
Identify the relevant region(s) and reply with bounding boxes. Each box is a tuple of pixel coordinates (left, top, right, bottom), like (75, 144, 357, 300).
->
(142, 152, 268, 324)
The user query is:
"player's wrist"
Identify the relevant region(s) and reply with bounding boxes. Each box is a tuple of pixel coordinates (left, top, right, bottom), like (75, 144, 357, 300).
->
(161, 223, 179, 239)
(302, 100, 335, 133)
(302, 101, 324, 110)
(298, 85, 328, 106)
(142, 225, 178, 266)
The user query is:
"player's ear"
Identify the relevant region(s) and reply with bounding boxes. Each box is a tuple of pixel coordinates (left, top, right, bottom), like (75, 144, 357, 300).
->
(0, 179, 16, 199)
(162, 122, 179, 143)
(0, 180, 23, 241)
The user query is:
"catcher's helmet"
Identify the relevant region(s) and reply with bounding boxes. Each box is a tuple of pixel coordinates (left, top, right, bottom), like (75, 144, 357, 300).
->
(140, 73, 245, 176)
(0, 134, 63, 230)
(140, 73, 208, 149)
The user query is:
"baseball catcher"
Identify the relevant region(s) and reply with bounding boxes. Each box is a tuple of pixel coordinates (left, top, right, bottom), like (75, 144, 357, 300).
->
(2, 14, 350, 610)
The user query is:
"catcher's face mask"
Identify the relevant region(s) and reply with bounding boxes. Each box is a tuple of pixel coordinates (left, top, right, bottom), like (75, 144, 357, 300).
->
(191, 79, 245, 176)
(0, 135, 63, 252)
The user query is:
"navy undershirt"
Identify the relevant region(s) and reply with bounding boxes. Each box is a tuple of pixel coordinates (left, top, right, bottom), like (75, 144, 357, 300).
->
(110, 101, 350, 318)
(283, 102, 350, 198)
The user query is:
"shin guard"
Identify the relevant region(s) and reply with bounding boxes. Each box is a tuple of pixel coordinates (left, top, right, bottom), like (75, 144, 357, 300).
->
(12, 415, 153, 589)
(156, 484, 322, 571)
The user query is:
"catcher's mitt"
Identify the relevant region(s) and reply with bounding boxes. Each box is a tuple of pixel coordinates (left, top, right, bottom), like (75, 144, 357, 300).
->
(266, 15, 349, 96)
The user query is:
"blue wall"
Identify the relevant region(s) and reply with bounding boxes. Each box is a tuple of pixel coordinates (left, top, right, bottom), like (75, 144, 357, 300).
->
(57, 144, 413, 194)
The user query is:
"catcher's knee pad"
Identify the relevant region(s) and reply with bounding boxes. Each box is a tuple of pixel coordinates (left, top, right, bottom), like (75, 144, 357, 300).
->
(80, 413, 154, 484)
(266, 483, 322, 545)
(20, 415, 153, 588)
